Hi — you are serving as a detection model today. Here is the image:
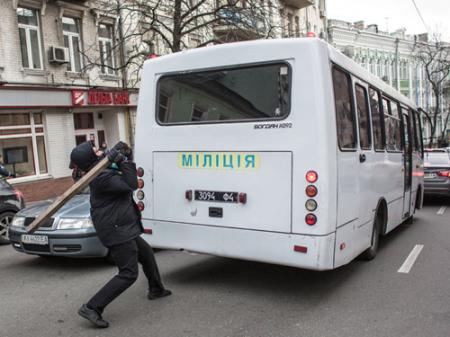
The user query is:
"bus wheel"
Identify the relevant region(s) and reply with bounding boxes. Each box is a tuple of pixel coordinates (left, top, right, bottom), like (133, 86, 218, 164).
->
(360, 212, 381, 261)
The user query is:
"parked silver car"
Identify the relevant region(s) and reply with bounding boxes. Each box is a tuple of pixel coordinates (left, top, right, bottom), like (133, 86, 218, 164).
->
(8, 192, 108, 258)
(423, 149, 450, 197)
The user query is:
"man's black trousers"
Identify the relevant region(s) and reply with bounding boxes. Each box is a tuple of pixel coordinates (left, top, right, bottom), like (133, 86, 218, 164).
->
(87, 236, 164, 313)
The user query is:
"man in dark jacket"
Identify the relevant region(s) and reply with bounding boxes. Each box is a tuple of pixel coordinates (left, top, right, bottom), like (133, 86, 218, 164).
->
(70, 141, 171, 328)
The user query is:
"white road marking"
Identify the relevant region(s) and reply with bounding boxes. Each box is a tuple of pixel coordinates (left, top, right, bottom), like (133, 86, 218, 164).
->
(398, 244, 424, 274)
(437, 206, 447, 215)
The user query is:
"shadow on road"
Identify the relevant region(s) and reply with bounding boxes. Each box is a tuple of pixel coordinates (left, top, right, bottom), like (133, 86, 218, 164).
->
(162, 208, 431, 301)
(1, 249, 113, 274)
(422, 195, 450, 206)
(165, 254, 360, 302)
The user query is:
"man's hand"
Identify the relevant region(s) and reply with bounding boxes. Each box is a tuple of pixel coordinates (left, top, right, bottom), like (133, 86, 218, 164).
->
(111, 142, 132, 160)
(107, 149, 126, 164)
(112, 141, 129, 153)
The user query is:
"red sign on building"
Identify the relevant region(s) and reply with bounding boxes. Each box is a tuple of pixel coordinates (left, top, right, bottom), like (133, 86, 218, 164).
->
(72, 90, 86, 106)
(71, 90, 130, 106)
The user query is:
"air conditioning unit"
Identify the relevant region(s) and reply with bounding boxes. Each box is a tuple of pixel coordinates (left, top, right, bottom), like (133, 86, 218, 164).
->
(48, 46, 69, 64)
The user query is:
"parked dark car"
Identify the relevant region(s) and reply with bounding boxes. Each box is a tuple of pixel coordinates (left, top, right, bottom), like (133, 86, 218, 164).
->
(0, 179, 25, 244)
(8, 192, 109, 258)
(423, 149, 450, 197)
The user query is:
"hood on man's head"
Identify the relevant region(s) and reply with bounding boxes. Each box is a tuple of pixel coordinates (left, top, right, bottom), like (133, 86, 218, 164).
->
(70, 141, 98, 171)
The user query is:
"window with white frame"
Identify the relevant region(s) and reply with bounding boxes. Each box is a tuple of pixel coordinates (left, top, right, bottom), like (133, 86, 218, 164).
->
(0, 113, 47, 178)
(17, 7, 43, 70)
(287, 13, 293, 37)
(63, 17, 83, 72)
(98, 23, 116, 75)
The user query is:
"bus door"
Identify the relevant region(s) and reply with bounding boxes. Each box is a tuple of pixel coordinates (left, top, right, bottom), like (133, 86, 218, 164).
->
(401, 107, 413, 217)
(353, 80, 375, 228)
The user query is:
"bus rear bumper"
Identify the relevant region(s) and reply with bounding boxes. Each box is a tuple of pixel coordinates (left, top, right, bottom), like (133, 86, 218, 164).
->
(142, 220, 336, 271)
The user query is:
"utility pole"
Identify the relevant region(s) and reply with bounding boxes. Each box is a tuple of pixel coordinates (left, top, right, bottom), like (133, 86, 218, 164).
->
(116, 0, 134, 148)
(395, 38, 400, 91)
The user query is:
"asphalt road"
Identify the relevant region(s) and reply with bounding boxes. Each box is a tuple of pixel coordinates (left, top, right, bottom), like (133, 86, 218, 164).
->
(1, 197, 449, 337)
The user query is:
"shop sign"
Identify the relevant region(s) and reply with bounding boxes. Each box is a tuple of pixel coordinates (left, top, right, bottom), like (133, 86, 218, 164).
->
(72, 90, 130, 106)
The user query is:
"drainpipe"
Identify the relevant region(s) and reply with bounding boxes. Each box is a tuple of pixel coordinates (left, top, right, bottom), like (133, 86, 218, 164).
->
(394, 38, 400, 91)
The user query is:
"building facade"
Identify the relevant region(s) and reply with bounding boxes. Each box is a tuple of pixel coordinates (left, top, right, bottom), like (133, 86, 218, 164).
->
(0, 0, 138, 200)
(328, 19, 450, 144)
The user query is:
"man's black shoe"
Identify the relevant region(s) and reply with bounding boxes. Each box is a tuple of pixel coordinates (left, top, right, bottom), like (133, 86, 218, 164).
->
(78, 304, 109, 328)
(147, 288, 172, 300)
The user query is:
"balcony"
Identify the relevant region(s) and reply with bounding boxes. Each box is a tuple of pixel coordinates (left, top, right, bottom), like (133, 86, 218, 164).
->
(214, 8, 267, 42)
(279, 0, 314, 9)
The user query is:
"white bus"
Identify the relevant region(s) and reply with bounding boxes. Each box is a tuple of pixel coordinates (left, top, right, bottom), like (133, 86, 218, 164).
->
(134, 38, 424, 270)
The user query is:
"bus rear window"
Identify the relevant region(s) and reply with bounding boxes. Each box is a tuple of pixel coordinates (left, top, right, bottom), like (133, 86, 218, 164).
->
(157, 63, 291, 124)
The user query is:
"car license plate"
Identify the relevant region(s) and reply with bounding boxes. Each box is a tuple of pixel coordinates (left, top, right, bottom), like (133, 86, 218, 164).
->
(195, 190, 238, 203)
(424, 173, 437, 179)
(21, 234, 49, 245)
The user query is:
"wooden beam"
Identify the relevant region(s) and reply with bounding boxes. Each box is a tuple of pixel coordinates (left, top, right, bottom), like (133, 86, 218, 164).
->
(26, 157, 110, 233)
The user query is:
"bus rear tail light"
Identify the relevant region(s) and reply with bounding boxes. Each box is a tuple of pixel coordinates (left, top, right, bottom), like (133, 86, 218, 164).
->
(306, 171, 318, 183)
(185, 190, 193, 201)
(238, 192, 247, 204)
(137, 179, 145, 189)
(438, 171, 450, 178)
(137, 167, 144, 177)
(305, 214, 317, 225)
(306, 185, 318, 197)
(137, 201, 145, 211)
(136, 190, 145, 200)
(143, 228, 153, 234)
(294, 245, 308, 253)
(305, 199, 317, 211)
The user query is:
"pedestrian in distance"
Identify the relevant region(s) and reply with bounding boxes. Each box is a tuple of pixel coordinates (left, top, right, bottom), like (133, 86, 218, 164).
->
(0, 155, 16, 178)
(70, 141, 171, 329)
(99, 141, 109, 153)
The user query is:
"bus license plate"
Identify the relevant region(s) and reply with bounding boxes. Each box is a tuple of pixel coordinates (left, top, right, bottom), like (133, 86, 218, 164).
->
(195, 190, 238, 203)
(21, 234, 49, 245)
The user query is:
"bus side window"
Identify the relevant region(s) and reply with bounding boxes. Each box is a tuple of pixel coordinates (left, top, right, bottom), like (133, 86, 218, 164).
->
(407, 109, 416, 152)
(369, 87, 385, 151)
(382, 98, 394, 151)
(355, 84, 372, 150)
(390, 101, 403, 151)
(383, 97, 402, 152)
(414, 110, 424, 156)
(332, 68, 356, 150)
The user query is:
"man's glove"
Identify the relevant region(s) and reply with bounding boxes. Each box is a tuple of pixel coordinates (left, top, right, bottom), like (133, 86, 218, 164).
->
(112, 141, 129, 153)
(125, 147, 133, 161)
(107, 149, 126, 164)
(111, 141, 132, 160)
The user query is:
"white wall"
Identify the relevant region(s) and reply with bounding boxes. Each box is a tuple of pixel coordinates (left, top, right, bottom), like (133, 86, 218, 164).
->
(45, 111, 75, 178)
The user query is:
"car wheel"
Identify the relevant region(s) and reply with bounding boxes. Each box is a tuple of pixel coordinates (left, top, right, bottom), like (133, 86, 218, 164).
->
(360, 211, 381, 261)
(0, 211, 16, 245)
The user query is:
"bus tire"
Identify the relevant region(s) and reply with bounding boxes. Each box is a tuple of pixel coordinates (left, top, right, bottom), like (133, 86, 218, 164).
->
(360, 211, 382, 261)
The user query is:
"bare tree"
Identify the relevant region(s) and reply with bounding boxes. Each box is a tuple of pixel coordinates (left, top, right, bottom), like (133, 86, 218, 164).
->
(413, 36, 450, 147)
(82, 0, 279, 88)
